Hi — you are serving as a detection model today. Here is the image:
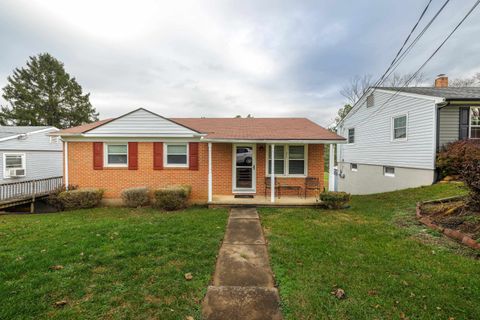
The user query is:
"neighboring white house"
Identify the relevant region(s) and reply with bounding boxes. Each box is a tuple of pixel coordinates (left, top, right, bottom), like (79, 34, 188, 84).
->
(0, 126, 63, 184)
(336, 75, 480, 195)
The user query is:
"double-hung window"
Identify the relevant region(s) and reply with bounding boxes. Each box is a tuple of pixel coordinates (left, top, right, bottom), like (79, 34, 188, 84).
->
(470, 107, 480, 139)
(267, 145, 285, 175)
(105, 144, 128, 167)
(288, 146, 305, 175)
(267, 145, 306, 176)
(348, 128, 355, 144)
(392, 115, 407, 140)
(3, 153, 26, 178)
(165, 143, 188, 167)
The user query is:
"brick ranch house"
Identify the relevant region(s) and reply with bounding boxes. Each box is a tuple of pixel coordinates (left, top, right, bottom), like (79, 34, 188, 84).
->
(53, 108, 345, 205)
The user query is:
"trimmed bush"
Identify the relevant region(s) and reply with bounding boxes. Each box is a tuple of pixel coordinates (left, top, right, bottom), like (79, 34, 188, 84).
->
(47, 184, 78, 211)
(58, 188, 104, 210)
(436, 140, 480, 178)
(121, 187, 150, 207)
(153, 185, 192, 211)
(320, 191, 351, 209)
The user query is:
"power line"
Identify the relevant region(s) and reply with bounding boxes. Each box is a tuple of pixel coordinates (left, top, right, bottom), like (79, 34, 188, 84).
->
(339, 0, 449, 124)
(377, 0, 451, 85)
(354, 0, 480, 128)
(373, 0, 434, 87)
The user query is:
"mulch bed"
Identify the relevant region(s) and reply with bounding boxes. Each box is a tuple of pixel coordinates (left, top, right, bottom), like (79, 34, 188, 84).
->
(416, 196, 480, 250)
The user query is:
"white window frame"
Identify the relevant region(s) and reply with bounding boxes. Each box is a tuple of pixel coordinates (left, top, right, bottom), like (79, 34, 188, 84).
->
(164, 143, 189, 168)
(348, 128, 355, 144)
(266, 144, 308, 177)
(383, 166, 395, 177)
(3, 153, 26, 178)
(350, 163, 358, 171)
(104, 143, 128, 168)
(469, 106, 480, 139)
(391, 114, 408, 141)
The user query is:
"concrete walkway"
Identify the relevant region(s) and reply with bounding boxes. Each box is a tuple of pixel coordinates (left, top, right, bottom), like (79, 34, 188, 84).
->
(202, 208, 283, 320)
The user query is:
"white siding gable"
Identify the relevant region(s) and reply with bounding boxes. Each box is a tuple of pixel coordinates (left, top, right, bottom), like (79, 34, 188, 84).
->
(337, 90, 437, 170)
(85, 108, 201, 137)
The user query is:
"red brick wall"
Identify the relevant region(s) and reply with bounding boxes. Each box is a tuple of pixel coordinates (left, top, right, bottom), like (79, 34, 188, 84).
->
(66, 142, 324, 201)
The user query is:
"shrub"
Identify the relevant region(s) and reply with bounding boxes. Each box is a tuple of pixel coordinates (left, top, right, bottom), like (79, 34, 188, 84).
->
(436, 140, 480, 177)
(320, 191, 351, 209)
(153, 185, 192, 211)
(121, 187, 150, 207)
(47, 184, 78, 211)
(461, 159, 480, 212)
(58, 188, 104, 210)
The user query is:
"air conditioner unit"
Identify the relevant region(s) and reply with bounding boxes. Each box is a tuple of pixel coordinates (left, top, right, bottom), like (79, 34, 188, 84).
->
(8, 168, 25, 177)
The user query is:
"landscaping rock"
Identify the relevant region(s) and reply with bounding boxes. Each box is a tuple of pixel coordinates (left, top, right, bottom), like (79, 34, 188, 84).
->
(184, 273, 193, 281)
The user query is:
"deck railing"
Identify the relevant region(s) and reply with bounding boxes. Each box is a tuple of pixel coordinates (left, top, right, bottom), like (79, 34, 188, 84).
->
(0, 176, 63, 202)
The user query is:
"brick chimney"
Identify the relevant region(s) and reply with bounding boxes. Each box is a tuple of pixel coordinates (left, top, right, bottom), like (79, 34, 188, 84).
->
(434, 74, 448, 87)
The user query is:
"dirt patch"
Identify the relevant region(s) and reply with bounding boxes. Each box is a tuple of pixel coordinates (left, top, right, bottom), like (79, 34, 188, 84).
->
(420, 199, 480, 240)
(417, 196, 480, 251)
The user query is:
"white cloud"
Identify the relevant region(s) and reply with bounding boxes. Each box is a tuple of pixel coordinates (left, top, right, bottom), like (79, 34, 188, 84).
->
(1, 0, 479, 127)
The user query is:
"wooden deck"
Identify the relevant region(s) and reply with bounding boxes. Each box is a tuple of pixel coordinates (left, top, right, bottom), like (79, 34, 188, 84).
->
(0, 177, 63, 210)
(209, 195, 319, 208)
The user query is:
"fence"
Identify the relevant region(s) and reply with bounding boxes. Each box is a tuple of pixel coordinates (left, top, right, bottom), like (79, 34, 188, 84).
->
(0, 176, 63, 202)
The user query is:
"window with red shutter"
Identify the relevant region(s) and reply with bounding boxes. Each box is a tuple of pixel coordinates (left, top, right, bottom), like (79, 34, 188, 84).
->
(153, 142, 163, 170)
(189, 142, 199, 170)
(128, 142, 138, 170)
(93, 142, 103, 170)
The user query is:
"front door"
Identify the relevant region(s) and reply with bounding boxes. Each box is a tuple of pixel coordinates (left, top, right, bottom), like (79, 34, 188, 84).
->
(233, 144, 256, 193)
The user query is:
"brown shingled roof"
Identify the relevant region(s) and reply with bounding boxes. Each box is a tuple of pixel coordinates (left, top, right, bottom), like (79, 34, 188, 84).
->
(55, 115, 344, 141)
(54, 118, 114, 135)
(172, 118, 343, 140)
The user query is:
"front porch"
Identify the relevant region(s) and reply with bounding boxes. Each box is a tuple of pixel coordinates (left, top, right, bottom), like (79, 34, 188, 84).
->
(209, 195, 319, 208)
(206, 141, 338, 205)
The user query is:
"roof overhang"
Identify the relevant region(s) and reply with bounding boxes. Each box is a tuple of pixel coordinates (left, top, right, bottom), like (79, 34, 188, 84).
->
(1, 127, 58, 142)
(200, 138, 347, 144)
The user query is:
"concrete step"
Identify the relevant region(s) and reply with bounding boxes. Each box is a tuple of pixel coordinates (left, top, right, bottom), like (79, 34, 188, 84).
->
(202, 286, 283, 320)
(229, 207, 259, 219)
(214, 244, 274, 287)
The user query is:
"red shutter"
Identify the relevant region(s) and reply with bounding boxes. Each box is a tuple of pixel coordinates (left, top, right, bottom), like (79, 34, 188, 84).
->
(128, 142, 138, 170)
(153, 142, 163, 170)
(93, 142, 103, 170)
(189, 142, 199, 170)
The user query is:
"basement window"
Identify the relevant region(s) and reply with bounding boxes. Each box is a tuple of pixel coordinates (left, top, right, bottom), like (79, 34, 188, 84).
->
(384, 166, 395, 177)
(350, 163, 358, 171)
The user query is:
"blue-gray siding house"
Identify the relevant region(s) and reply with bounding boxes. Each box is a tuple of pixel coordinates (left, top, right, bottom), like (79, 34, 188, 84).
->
(0, 126, 62, 184)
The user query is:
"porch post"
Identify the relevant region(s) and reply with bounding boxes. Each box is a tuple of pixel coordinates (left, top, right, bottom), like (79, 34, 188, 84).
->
(328, 144, 335, 191)
(64, 141, 69, 190)
(208, 142, 212, 202)
(271, 144, 275, 203)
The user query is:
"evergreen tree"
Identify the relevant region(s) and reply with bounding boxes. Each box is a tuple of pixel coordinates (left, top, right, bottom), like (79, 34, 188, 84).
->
(0, 53, 98, 128)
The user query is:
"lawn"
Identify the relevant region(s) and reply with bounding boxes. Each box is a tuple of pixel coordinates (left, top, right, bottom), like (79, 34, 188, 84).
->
(260, 183, 480, 319)
(0, 206, 228, 320)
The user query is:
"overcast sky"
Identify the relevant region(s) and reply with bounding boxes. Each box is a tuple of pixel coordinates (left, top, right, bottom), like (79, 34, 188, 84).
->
(1, 0, 479, 126)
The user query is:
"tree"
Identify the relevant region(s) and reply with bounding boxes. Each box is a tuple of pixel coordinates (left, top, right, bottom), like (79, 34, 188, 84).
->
(340, 72, 426, 105)
(334, 104, 352, 125)
(450, 73, 480, 87)
(0, 53, 98, 128)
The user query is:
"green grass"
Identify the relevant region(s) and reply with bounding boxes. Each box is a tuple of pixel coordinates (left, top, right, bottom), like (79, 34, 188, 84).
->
(0, 207, 228, 320)
(260, 183, 480, 320)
